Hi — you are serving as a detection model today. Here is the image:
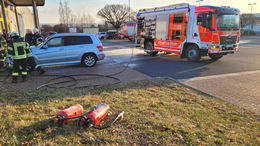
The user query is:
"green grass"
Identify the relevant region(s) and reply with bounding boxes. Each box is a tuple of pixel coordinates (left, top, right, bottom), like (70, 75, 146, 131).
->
(0, 79, 259, 145)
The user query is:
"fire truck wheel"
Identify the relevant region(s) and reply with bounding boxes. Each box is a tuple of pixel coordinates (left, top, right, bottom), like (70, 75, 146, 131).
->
(186, 45, 201, 62)
(209, 54, 223, 60)
(145, 41, 154, 50)
(147, 51, 158, 56)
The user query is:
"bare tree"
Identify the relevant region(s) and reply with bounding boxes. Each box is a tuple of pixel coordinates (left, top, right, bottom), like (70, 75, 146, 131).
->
(53, 24, 69, 33)
(63, 0, 71, 26)
(58, 0, 71, 26)
(58, 0, 65, 24)
(97, 4, 134, 31)
(59, 0, 95, 29)
(42, 25, 53, 32)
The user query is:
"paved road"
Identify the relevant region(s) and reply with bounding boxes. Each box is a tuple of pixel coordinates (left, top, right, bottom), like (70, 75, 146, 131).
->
(103, 38, 260, 80)
(103, 37, 260, 113)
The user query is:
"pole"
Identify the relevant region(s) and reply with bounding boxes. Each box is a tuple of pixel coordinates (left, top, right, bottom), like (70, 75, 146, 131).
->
(251, 5, 253, 31)
(14, 6, 20, 34)
(0, 0, 9, 39)
(248, 3, 256, 32)
(32, 0, 40, 30)
(196, 0, 204, 6)
(129, 0, 130, 21)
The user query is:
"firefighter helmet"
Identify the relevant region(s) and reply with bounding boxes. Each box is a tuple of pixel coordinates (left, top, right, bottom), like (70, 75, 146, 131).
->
(33, 28, 39, 33)
(10, 32, 19, 38)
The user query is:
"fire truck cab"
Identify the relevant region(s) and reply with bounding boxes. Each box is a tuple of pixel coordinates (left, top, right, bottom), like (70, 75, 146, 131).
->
(136, 3, 240, 61)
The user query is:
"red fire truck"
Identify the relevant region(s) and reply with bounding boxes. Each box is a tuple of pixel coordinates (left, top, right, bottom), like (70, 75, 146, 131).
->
(136, 3, 240, 61)
(120, 21, 137, 41)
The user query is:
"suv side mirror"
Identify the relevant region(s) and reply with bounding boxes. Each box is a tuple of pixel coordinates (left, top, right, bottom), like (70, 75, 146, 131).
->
(41, 45, 48, 49)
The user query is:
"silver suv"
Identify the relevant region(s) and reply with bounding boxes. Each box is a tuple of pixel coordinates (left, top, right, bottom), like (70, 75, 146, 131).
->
(31, 33, 105, 67)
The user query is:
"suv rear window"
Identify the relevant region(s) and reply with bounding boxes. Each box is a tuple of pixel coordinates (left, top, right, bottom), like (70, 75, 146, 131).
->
(64, 36, 93, 46)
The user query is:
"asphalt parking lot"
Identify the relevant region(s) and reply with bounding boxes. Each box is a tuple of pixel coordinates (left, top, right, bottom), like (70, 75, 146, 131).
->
(103, 37, 260, 113)
(0, 52, 150, 90)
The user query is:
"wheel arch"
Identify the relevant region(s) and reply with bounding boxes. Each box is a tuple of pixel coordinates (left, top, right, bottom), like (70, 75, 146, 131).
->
(81, 52, 97, 62)
(144, 38, 155, 50)
(181, 42, 200, 58)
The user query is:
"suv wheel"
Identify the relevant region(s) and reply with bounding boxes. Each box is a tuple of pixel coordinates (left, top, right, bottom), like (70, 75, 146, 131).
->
(82, 54, 97, 67)
(186, 45, 201, 62)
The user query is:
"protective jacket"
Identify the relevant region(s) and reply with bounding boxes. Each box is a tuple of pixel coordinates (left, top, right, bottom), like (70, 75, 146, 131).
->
(32, 33, 43, 46)
(8, 38, 30, 60)
(0, 36, 7, 67)
(8, 37, 30, 83)
(25, 32, 34, 46)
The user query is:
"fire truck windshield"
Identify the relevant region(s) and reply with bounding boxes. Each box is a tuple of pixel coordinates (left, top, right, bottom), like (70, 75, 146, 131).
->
(217, 14, 239, 31)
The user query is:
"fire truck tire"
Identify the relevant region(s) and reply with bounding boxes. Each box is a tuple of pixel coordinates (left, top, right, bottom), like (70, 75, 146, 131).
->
(145, 41, 154, 50)
(209, 54, 223, 60)
(145, 41, 158, 56)
(147, 51, 158, 56)
(186, 45, 201, 62)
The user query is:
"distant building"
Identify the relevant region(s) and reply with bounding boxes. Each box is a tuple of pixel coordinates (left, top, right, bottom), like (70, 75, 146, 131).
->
(83, 27, 99, 34)
(243, 13, 260, 35)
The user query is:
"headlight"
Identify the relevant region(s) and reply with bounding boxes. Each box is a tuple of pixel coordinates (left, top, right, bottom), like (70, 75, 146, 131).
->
(211, 45, 220, 50)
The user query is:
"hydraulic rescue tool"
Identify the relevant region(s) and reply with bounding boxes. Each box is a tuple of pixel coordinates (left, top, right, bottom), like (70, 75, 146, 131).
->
(53, 104, 124, 129)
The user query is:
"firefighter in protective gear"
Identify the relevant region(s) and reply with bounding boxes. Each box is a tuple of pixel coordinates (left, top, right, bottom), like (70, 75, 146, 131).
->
(25, 29, 34, 46)
(8, 32, 30, 83)
(26, 46, 45, 74)
(32, 28, 43, 46)
(0, 34, 7, 68)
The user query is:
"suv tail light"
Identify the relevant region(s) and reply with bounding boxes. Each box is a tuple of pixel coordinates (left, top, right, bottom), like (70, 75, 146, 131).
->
(96, 46, 103, 52)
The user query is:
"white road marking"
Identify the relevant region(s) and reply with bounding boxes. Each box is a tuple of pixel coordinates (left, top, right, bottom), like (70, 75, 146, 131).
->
(177, 70, 260, 83)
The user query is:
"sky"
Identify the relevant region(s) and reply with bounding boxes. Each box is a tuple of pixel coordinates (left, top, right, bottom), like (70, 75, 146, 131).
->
(38, 0, 260, 24)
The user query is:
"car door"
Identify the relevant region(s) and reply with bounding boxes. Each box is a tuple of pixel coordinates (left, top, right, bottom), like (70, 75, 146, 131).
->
(64, 36, 94, 62)
(63, 36, 80, 62)
(34, 37, 65, 65)
(197, 12, 213, 43)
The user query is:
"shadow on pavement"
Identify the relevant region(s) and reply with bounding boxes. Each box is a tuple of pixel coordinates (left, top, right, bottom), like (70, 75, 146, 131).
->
(128, 53, 218, 79)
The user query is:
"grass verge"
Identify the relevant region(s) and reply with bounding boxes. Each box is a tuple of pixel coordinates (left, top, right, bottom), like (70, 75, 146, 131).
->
(0, 79, 259, 145)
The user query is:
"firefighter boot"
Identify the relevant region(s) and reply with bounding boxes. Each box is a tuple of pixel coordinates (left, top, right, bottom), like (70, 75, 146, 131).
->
(22, 75, 27, 82)
(12, 76, 18, 83)
(37, 67, 45, 75)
